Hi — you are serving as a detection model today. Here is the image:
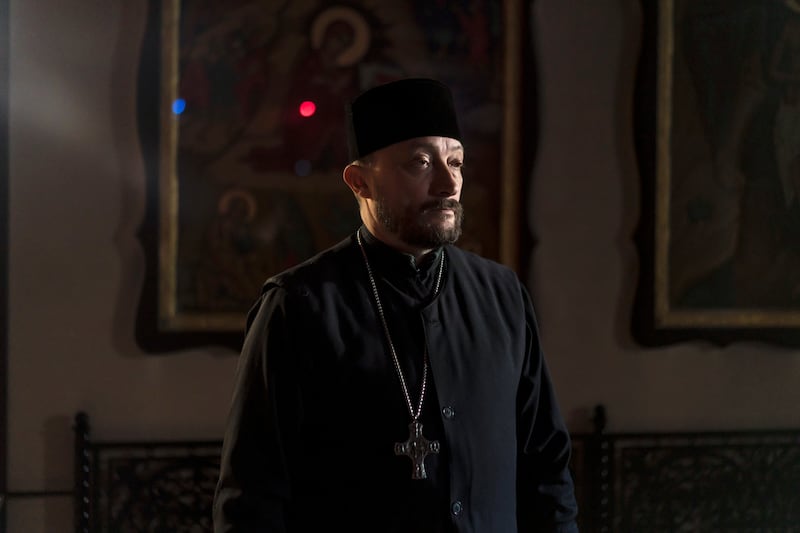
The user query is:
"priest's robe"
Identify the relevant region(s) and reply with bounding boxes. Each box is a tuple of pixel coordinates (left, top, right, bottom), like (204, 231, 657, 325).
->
(214, 228, 579, 532)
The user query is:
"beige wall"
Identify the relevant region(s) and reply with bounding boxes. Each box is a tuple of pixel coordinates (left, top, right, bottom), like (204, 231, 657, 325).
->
(6, 1, 238, 530)
(6, 0, 800, 531)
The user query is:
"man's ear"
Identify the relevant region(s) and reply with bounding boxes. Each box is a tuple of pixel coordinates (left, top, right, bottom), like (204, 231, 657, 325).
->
(343, 163, 373, 199)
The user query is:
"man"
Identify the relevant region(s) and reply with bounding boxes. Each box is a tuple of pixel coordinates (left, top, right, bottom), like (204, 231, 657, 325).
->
(213, 78, 578, 532)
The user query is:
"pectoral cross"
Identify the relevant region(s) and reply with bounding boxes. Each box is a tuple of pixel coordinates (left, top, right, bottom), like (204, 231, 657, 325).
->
(394, 420, 440, 480)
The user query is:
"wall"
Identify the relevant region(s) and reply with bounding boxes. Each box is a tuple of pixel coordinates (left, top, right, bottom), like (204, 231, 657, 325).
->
(531, 0, 800, 434)
(6, 0, 800, 531)
(6, 2, 237, 530)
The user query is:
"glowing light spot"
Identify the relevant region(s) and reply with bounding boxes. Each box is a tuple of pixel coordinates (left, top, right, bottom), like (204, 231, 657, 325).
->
(299, 100, 316, 117)
(294, 159, 312, 177)
(172, 98, 186, 115)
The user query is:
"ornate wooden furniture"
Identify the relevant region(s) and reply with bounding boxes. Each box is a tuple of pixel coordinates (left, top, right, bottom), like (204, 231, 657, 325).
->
(74, 406, 800, 532)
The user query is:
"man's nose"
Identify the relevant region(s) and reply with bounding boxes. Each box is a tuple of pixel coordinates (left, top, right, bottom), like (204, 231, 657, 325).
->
(433, 163, 459, 197)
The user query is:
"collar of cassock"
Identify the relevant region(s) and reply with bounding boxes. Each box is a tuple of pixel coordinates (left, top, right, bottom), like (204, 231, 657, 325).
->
(358, 226, 444, 300)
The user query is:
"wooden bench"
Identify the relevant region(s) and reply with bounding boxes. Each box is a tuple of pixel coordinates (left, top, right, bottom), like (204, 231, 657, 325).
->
(74, 413, 221, 532)
(73, 406, 800, 532)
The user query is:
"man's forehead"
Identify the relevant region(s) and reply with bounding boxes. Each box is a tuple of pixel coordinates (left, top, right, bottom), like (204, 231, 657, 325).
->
(400, 136, 464, 153)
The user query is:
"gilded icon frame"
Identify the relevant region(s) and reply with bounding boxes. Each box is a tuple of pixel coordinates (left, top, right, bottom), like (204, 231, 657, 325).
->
(633, 0, 800, 346)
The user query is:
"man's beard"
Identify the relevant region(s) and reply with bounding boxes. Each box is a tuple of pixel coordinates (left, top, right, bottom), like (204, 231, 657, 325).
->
(376, 197, 464, 248)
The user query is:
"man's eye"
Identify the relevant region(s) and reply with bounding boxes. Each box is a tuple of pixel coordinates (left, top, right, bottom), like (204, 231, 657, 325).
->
(449, 160, 464, 169)
(415, 158, 431, 167)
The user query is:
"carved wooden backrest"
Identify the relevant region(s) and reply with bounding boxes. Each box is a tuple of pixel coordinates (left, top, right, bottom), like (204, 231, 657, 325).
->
(75, 410, 800, 532)
(75, 413, 221, 533)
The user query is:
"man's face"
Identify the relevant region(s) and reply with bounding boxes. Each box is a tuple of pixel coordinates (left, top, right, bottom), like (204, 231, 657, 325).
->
(364, 136, 464, 250)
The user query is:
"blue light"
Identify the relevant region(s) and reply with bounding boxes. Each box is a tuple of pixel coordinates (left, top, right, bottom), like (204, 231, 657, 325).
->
(172, 98, 186, 115)
(294, 159, 312, 177)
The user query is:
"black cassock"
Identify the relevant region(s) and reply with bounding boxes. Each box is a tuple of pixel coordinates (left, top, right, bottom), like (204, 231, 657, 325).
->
(214, 227, 578, 533)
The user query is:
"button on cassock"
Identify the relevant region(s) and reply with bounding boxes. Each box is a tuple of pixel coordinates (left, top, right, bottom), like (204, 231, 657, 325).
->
(451, 500, 463, 516)
(442, 406, 456, 420)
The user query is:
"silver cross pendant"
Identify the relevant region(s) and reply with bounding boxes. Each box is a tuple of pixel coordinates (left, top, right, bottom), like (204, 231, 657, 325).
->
(394, 420, 440, 480)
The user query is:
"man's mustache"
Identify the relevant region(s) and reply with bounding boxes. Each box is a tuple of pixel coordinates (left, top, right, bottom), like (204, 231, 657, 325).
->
(421, 199, 462, 212)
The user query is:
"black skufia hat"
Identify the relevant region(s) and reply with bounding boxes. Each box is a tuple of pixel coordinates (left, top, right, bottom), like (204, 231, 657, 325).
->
(346, 78, 462, 161)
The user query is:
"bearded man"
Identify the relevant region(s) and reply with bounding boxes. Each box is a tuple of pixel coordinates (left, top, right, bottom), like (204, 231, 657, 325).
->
(214, 78, 579, 532)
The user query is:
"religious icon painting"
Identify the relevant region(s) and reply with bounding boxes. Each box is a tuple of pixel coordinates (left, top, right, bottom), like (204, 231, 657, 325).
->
(633, 0, 800, 346)
(135, 0, 525, 350)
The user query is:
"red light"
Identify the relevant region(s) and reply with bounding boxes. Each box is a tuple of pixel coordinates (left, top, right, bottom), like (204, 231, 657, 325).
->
(299, 101, 316, 117)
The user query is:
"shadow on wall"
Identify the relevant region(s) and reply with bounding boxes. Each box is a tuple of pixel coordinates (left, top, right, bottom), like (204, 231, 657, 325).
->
(44, 415, 73, 532)
(109, 0, 149, 358)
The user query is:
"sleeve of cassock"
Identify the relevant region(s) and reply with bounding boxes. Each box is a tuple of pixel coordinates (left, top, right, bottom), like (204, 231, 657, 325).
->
(516, 284, 580, 532)
(213, 284, 301, 532)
